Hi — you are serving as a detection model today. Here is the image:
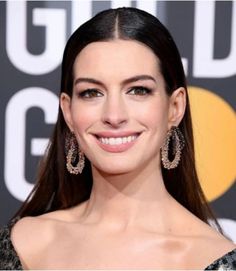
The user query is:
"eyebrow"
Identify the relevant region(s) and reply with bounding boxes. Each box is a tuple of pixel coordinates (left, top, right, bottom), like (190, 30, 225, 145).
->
(74, 75, 157, 87)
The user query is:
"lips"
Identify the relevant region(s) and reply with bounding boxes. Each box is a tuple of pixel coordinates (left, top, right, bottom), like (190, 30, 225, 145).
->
(93, 132, 141, 152)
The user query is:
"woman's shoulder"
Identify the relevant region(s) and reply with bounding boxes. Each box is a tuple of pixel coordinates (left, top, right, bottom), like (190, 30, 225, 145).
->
(189, 218, 236, 269)
(0, 215, 54, 270)
(197, 219, 235, 253)
(177, 219, 236, 269)
(11, 212, 70, 249)
(12, 207, 78, 232)
(10, 207, 84, 249)
(7, 212, 70, 269)
(175, 204, 236, 269)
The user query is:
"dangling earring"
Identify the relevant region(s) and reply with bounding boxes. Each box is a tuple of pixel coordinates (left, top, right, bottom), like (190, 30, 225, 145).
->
(65, 131, 85, 174)
(161, 126, 185, 170)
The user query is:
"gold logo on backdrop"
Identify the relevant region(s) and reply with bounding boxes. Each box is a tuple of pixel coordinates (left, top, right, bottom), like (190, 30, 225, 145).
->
(188, 86, 236, 202)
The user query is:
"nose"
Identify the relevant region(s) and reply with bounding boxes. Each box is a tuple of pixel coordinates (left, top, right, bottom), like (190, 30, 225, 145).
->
(102, 93, 128, 127)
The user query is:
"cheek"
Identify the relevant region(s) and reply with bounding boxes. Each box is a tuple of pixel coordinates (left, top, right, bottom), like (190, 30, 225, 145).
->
(70, 104, 98, 136)
(133, 99, 169, 129)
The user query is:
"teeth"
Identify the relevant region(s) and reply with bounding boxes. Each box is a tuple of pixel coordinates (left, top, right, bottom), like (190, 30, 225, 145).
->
(99, 135, 138, 145)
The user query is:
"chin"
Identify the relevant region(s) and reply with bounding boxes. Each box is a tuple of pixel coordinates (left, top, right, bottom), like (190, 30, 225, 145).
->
(93, 160, 139, 176)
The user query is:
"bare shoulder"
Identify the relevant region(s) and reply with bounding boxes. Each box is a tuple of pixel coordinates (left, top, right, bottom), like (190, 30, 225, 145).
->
(11, 216, 55, 252)
(172, 201, 236, 268)
(176, 213, 235, 269)
(173, 198, 235, 251)
(11, 204, 87, 252)
(11, 210, 77, 268)
(199, 226, 236, 268)
(195, 217, 235, 245)
(186, 216, 236, 266)
(202, 222, 236, 252)
(11, 209, 73, 241)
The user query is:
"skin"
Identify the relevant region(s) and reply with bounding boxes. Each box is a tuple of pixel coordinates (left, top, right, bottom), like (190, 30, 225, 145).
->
(11, 40, 235, 270)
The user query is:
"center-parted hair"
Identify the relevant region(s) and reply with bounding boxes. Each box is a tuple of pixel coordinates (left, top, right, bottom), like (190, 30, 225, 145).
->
(14, 7, 221, 232)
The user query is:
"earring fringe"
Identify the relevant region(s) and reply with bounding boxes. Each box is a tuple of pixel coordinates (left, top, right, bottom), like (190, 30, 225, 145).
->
(65, 131, 85, 175)
(161, 126, 185, 170)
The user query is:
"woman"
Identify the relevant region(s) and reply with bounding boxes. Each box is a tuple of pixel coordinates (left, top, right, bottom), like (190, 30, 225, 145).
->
(0, 7, 235, 270)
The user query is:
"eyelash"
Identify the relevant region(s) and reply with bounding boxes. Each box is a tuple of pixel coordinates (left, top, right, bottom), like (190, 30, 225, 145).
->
(78, 88, 103, 98)
(127, 86, 153, 96)
(77, 86, 153, 99)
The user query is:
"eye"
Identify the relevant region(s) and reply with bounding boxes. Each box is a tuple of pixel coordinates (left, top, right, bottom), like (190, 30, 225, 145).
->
(127, 86, 152, 96)
(78, 88, 103, 99)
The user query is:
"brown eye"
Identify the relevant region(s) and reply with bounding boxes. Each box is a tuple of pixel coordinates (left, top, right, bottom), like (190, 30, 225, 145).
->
(78, 89, 103, 98)
(128, 86, 152, 96)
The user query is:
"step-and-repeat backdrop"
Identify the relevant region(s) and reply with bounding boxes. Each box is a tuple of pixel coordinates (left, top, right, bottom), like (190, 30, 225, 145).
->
(0, 1, 235, 240)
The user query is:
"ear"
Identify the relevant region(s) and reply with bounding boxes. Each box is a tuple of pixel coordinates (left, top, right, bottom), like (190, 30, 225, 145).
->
(60, 92, 74, 132)
(168, 87, 186, 129)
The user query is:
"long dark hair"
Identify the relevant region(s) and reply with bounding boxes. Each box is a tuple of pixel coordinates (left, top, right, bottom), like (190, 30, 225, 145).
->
(13, 7, 220, 231)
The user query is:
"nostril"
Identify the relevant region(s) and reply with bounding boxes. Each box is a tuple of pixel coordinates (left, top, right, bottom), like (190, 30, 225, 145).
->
(102, 101, 128, 126)
(102, 115, 128, 126)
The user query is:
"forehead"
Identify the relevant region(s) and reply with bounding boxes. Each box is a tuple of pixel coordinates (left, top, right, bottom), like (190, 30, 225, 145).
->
(73, 39, 161, 79)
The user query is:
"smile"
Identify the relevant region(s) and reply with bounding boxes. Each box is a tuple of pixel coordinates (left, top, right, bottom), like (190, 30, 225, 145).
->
(98, 135, 138, 145)
(93, 132, 141, 153)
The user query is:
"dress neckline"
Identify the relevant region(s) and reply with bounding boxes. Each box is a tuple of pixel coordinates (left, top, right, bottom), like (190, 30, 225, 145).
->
(4, 218, 236, 270)
(204, 247, 236, 270)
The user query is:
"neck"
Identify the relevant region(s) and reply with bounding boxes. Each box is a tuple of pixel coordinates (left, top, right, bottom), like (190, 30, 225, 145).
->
(79, 161, 172, 231)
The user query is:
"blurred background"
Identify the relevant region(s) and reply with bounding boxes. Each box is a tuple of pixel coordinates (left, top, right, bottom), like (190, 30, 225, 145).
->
(0, 1, 235, 241)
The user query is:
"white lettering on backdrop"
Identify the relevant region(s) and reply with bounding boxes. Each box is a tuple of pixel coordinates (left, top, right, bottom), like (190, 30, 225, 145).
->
(193, 0, 236, 78)
(4, 88, 58, 201)
(71, 0, 92, 32)
(6, 1, 66, 75)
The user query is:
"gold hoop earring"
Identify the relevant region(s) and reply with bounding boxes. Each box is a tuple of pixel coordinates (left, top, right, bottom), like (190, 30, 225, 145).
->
(161, 126, 185, 170)
(65, 131, 85, 174)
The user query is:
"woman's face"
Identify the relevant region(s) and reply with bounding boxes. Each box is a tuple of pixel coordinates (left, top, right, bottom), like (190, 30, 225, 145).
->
(61, 39, 185, 175)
